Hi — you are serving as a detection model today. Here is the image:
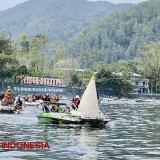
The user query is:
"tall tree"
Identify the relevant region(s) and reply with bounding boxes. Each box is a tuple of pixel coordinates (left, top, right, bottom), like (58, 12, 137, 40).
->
(96, 69, 132, 97)
(140, 42, 160, 93)
(0, 33, 21, 83)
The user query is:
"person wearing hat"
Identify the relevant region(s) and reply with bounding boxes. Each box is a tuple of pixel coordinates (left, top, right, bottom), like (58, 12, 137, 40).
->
(71, 95, 80, 110)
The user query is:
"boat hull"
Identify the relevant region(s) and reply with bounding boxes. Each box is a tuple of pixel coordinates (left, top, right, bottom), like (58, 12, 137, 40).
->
(0, 104, 14, 113)
(0, 102, 23, 114)
(81, 118, 109, 127)
(37, 112, 82, 125)
(0, 109, 15, 114)
(38, 112, 109, 127)
(0, 105, 23, 114)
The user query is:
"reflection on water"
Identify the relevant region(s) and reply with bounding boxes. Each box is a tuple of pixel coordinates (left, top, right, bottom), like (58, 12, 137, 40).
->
(0, 102, 160, 159)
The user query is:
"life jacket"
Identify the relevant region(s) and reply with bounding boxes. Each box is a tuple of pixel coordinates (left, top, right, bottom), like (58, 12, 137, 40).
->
(73, 98, 80, 105)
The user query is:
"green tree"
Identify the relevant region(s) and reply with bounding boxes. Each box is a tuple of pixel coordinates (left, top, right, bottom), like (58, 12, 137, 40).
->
(96, 69, 132, 97)
(20, 34, 30, 52)
(13, 65, 28, 83)
(140, 41, 160, 94)
(0, 33, 19, 82)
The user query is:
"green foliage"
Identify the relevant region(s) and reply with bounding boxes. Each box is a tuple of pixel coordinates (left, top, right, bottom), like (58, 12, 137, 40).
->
(0, 53, 19, 81)
(0, 0, 131, 42)
(140, 41, 160, 93)
(16, 34, 50, 75)
(0, 33, 29, 83)
(96, 69, 132, 97)
(67, 0, 160, 64)
(71, 74, 82, 87)
(2, 0, 160, 93)
(20, 34, 30, 52)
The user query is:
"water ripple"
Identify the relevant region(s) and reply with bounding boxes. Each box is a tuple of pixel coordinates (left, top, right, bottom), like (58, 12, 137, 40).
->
(0, 103, 160, 159)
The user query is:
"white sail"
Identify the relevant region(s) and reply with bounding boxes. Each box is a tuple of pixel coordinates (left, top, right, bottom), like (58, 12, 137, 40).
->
(77, 74, 101, 114)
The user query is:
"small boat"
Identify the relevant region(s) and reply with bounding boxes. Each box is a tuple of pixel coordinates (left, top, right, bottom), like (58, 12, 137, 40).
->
(59, 96, 69, 100)
(135, 98, 155, 103)
(71, 74, 109, 126)
(37, 74, 109, 127)
(0, 103, 23, 114)
(143, 98, 155, 102)
(22, 101, 41, 107)
(102, 96, 118, 101)
(101, 97, 114, 101)
(135, 98, 143, 102)
(37, 103, 81, 124)
(0, 104, 15, 113)
(0, 86, 23, 113)
(121, 97, 128, 101)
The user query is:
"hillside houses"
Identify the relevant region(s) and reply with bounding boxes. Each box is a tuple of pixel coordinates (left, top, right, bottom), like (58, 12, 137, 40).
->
(114, 72, 150, 94)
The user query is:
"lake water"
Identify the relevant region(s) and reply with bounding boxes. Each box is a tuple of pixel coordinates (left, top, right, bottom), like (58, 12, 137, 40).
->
(0, 100, 160, 160)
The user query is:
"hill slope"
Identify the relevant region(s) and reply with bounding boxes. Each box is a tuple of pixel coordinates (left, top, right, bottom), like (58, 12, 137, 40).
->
(67, 0, 160, 64)
(0, 0, 132, 42)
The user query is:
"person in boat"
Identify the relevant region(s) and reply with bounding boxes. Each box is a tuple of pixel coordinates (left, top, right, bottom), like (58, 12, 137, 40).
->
(53, 94, 59, 102)
(1, 86, 14, 105)
(15, 95, 23, 110)
(32, 94, 36, 102)
(0, 92, 5, 100)
(41, 94, 50, 101)
(24, 94, 29, 101)
(51, 104, 59, 112)
(41, 95, 46, 101)
(35, 94, 40, 100)
(97, 92, 101, 105)
(71, 95, 80, 110)
(45, 94, 50, 101)
(65, 107, 70, 113)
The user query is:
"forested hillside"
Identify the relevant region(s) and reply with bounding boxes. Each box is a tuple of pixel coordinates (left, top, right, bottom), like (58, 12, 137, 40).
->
(1, 0, 160, 94)
(0, 0, 131, 42)
(67, 0, 160, 65)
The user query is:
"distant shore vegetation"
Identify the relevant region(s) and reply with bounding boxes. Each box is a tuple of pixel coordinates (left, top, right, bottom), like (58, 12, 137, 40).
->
(1, 31, 160, 95)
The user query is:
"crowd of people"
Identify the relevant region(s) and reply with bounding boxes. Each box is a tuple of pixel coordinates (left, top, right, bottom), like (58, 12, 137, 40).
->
(0, 89, 81, 112)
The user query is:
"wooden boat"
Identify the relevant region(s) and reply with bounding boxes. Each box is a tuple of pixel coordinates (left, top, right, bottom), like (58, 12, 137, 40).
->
(0, 103, 23, 114)
(0, 86, 23, 113)
(38, 74, 109, 127)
